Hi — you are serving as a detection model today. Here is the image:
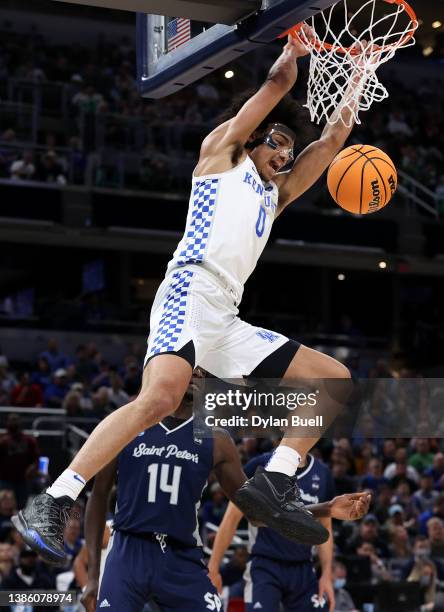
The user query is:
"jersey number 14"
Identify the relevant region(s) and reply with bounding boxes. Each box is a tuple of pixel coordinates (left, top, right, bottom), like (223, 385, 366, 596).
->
(147, 463, 182, 505)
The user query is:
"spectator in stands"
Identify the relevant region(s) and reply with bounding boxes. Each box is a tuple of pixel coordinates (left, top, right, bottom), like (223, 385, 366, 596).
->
(91, 386, 114, 419)
(381, 439, 397, 468)
(74, 344, 98, 383)
(361, 458, 389, 492)
(0, 489, 16, 540)
(123, 361, 141, 397)
(71, 84, 104, 115)
(427, 517, 444, 558)
(332, 456, 356, 495)
(346, 514, 390, 558)
(39, 338, 67, 373)
(426, 452, 444, 489)
(407, 558, 438, 611)
(388, 525, 412, 559)
(332, 560, 357, 612)
(419, 495, 444, 536)
(10, 372, 43, 408)
(387, 110, 413, 137)
(71, 382, 93, 412)
(9, 150, 35, 181)
(62, 390, 84, 418)
(374, 483, 394, 524)
(91, 360, 112, 390)
(1, 549, 54, 597)
(35, 149, 67, 185)
(356, 541, 392, 582)
(62, 517, 83, 571)
(391, 480, 418, 521)
(0, 356, 17, 406)
(384, 447, 419, 488)
(414, 473, 440, 514)
(30, 356, 52, 391)
(43, 368, 70, 408)
(409, 439, 435, 473)
(0, 414, 38, 508)
(0, 543, 14, 583)
(107, 372, 129, 409)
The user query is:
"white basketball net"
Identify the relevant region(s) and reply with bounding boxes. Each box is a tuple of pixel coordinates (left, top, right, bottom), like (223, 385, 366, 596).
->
(295, 0, 418, 127)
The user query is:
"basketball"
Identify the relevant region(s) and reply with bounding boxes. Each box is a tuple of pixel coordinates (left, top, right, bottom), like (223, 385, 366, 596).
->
(327, 145, 398, 215)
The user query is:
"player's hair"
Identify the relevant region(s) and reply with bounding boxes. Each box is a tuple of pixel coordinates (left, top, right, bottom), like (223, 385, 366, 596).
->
(218, 88, 302, 136)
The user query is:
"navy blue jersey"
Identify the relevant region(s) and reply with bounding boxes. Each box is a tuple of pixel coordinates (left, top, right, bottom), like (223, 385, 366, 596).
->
(113, 417, 214, 547)
(244, 453, 336, 562)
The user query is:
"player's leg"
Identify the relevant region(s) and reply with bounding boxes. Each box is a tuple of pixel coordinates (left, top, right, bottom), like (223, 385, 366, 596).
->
(202, 321, 346, 544)
(12, 354, 192, 563)
(274, 344, 351, 467)
(283, 562, 327, 611)
(96, 532, 151, 612)
(244, 557, 282, 612)
(154, 546, 222, 612)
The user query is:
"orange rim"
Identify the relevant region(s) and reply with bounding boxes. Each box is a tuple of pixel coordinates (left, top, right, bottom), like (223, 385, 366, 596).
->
(279, 0, 418, 55)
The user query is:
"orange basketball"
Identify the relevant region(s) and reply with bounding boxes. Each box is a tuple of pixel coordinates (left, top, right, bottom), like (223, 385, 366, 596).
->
(327, 145, 398, 214)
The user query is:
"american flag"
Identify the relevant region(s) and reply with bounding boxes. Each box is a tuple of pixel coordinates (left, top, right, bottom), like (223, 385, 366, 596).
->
(167, 17, 191, 52)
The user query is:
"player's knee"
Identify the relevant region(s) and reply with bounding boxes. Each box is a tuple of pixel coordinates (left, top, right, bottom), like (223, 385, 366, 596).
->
(135, 390, 177, 425)
(332, 360, 351, 379)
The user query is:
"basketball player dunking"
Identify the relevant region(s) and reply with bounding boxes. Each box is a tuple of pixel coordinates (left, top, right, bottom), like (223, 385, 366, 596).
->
(14, 34, 361, 563)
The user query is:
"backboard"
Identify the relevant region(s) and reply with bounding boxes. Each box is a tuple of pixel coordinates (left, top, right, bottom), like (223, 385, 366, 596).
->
(137, 0, 338, 98)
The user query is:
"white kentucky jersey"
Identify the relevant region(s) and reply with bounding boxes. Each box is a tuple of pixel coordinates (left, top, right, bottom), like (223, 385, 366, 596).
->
(167, 156, 279, 301)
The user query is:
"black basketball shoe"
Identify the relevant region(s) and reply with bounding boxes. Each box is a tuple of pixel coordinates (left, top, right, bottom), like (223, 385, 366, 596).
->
(12, 492, 73, 565)
(234, 466, 329, 545)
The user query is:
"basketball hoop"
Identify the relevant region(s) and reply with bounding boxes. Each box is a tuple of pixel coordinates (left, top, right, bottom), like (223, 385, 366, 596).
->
(279, 0, 418, 127)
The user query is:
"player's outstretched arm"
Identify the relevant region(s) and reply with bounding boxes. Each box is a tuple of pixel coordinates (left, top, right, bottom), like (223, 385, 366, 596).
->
(81, 459, 117, 612)
(306, 492, 371, 520)
(276, 43, 368, 211)
(199, 36, 308, 164)
(208, 501, 244, 593)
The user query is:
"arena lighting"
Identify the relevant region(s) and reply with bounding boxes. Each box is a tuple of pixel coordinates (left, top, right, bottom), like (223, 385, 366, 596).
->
(378, 261, 387, 269)
(423, 46, 434, 56)
(337, 273, 346, 281)
(432, 21, 442, 29)
(224, 70, 234, 79)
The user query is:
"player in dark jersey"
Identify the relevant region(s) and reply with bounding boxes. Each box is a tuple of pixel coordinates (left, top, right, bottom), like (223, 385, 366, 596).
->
(209, 452, 345, 611)
(80, 389, 370, 611)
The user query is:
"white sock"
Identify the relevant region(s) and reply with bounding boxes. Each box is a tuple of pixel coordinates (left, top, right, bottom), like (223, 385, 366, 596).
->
(46, 469, 87, 501)
(265, 446, 301, 477)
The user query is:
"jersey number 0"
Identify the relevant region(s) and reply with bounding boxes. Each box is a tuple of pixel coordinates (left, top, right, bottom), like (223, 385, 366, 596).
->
(147, 463, 182, 505)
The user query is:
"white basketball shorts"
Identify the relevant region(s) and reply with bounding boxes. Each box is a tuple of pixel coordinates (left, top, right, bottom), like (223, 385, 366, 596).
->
(145, 266, 294, 378)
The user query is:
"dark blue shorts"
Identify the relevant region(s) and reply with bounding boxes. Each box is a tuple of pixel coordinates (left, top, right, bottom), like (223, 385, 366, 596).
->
(244, 557, 327, 612)
(97, 531, 221, 612)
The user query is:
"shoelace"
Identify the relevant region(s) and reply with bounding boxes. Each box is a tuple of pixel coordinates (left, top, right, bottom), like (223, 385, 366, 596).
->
(283, 479, 311, 513)
(35, 498, 72, 543)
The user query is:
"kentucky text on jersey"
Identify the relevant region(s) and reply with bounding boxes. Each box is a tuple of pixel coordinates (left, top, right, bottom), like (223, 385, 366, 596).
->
(167, 156, 279, 300)
(243, 171, 277, 213)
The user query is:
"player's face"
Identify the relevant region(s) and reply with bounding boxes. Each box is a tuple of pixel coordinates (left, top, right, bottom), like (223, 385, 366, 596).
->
(251, 131, 294, 181)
